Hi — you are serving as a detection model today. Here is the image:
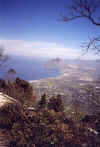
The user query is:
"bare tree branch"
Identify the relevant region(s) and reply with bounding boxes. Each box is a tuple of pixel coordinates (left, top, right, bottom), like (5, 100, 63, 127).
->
(81, 36, 100, 55)
(61, 0, 100, 53)
(62, 0, 100, 26)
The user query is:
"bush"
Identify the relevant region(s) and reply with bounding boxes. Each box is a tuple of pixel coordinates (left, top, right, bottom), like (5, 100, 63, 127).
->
(8, 95, 79, 147)
(0, 92, 99, 147)
(0, 77, 35, 105)
(0, 102, 22, 128)
(47, 95, 64, 112)
(9, 108, 75, 147)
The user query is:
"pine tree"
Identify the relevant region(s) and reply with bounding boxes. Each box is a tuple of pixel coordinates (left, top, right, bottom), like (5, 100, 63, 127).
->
(38, 93, 47, 109)
(48, 94, 64, 112)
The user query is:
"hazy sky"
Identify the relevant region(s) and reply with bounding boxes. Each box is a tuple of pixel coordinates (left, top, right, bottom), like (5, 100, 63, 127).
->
(0, 0, 100, 59)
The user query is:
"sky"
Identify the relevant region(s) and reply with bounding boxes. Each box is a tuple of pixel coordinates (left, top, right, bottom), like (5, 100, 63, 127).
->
(0, 0, 100, 59)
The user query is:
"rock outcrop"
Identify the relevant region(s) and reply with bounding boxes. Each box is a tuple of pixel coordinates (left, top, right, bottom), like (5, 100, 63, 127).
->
(0, 92, 21, 107)
(0, 92, 22, 147)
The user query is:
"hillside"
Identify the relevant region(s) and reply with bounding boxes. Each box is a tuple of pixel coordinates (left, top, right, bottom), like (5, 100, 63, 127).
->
(30, 60, 97, 95)
(30, 60, 100, 114)
(0, 76, 100, 146)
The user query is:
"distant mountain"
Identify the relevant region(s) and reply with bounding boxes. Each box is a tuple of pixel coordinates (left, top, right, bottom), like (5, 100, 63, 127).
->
(46, 58, 66, 71)
(46, 58, 100, 74)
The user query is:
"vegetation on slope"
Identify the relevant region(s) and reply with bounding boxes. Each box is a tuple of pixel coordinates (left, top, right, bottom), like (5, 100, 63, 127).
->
(0, 78, 100, 147)
(0, 77, 35, 105)
(8, 94, 100, 147)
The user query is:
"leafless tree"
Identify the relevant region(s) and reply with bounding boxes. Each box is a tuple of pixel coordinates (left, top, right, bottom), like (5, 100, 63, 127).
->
(0, 47, 8, 67)
(0, 47, 9, 81)
(61, 0, 100, 115)
(81, 36, 100, 55)
(62, 0, 100, 53)
(84, 85, 100, 114)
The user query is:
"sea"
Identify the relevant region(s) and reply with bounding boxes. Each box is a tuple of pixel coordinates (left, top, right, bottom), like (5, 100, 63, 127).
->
(0, 55, 60, 81)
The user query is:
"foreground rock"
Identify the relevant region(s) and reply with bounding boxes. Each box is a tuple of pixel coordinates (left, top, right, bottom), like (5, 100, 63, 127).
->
(0, 92, 22, 128)
(0, 92, 22, 147)
(0, 92, 21, 107)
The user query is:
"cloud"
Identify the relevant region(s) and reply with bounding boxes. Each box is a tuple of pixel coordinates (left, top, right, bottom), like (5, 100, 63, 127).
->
(0, 39, 98, 59)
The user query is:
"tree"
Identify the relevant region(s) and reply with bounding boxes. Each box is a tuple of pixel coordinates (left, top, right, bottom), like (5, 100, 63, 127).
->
(0, 47, 8, 80)
(37, 93, 47, 110)
(7, 68, 16, 82)
(62, 0, 100, 53)
(84, 85, 100, 114)
(65, 89, 86, 123)
(0, 47, 8, 67)
(48, 94, 64, 112)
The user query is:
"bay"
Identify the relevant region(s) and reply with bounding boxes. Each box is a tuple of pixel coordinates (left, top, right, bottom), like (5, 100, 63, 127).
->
(0, 56, 60, 81)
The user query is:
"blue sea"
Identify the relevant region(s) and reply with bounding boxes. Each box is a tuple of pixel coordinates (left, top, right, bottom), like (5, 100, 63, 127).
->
(0, 55, 60, 81)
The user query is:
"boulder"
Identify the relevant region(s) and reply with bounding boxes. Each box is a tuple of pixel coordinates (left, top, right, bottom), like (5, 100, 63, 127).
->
(0, 92, 22, 128)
